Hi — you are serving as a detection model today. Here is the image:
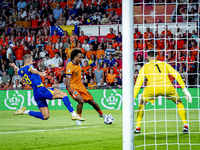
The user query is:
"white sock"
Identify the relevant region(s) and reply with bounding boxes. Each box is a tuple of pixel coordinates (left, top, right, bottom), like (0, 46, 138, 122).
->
(23, 110, 30, 115)
(71, 111, 77, 116)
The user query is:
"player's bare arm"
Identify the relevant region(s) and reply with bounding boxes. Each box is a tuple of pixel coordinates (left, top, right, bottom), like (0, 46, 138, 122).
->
(66, 75, 73, 95)
(29, 68, 47, 77)
(11, 63, 19, 72)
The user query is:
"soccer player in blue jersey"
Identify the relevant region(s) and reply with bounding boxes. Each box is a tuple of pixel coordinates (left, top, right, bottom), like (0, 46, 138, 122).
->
(12, 54, 85, 121)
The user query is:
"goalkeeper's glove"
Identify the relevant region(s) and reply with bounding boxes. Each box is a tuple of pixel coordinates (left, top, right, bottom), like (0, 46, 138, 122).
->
(182, 87, 192, 103)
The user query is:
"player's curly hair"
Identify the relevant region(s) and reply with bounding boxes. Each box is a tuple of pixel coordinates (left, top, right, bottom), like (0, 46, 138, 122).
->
(70, 49, 82, 60)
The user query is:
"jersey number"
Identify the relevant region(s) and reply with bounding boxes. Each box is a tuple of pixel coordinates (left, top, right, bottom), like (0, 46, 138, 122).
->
(155, 64, 161, 73)
(23, 74, 32, 84)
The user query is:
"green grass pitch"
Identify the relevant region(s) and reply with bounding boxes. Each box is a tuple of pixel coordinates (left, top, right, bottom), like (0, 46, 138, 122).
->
(0, 109, 200, 150)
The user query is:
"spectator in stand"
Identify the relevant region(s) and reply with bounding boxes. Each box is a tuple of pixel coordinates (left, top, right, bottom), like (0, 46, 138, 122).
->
(87, 3, 95, 16)
(42, 4, 53, 19)
(50, 30, 61, 44)
(17, 0, 27, 11)
(4, 81, 12, 90)
(97, 78, 107, 88)
(69, 4, 78, 19)
(44, 78, 52, 88)
(161, 25, 172, 38)
(166, 36, 174, 50)
(96, 45, 105, 59)
(106, 68, 117, 85)
(116, 32, 122, 43)
(189, 8, 198, 21)
(39, 47, 46, 58)
(66, 15, 75, 25)
(88, 78, 97, 89)
(83, 0, 92, 7)
(51, 52, 63, 68)
(70, 30, 78, 43)
(55, 37, 63, 49)
(94, 64, 104, 84)
(104, 54, 116, 67)
(95, 5, 104, 15)
(14, 16, 23, 32)
(82, 39, 90, 52)
(31, 15, 41, 34)
(71, 38, 77, 48)
(106, 3, 115, 15)
(65, 43, 73, 60)
(0, 17, 6, 28)
(60, 77, 67, 89)
(49, 14, 56, 26)
(13, 41, 24, 68)
(7, 62, 14, 77)
(6, 16, 15, 28)
(191, 30, 198, 39)
(115, 3, 122, 16)
(86, 68, 95, 84)
(176, 34, 184, 50)
(113, 61, 122, 75)
(81, 78, 87, 87)
(13, 79, 22, 89)
(91, 36, 100, 51)
(52, 78, 60, 88)
(74, 0, 83, 9)
(86, 45, 96, 60)
(100, 38, 107, 50)
(5, 45, 13, 67)
(2, 71, 10, 85)
(179, 65, 187, 85)
(92, 11, 101, 24)
(59, 0, 67, 9)
(78, 31, 88, 44)
(157, 50, 165, 61)
(100, 13, 109, 24)
(106, 27, 116, 43)
(67, 0, 75, 9)
(53, 4, 63, 20)
(110, 78, 121, 88)
(144, 26, 154, 40)
(73, 17, 80, 25)
(55, 13, 66, 26)
(156, 34, 165, 50)
(36, 39, 44, 51)
(54, 61, 65, 77)
(82, 60, 91, 74)
(88, 54, 96, 67)
(25, 31, 34, 43)
(174, 27, 183, 38)
(78, 4, 87, 18)
(134, 60, 141, 72)
(117, 70, 122, 86)
(105, 43, 115, 57)
(18, 8, 27, 20)
(26, 0, 38, 10)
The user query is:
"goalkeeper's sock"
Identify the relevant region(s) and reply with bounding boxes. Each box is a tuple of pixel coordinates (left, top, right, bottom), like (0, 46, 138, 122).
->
(29, 111, 44, 120)
(62, 96, 74, 113)
(177, 103, 187, 124)
(136, 104, 144, 128)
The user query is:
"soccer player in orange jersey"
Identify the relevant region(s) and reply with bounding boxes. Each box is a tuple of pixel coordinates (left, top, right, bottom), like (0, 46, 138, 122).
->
(66, 49, 104, 125)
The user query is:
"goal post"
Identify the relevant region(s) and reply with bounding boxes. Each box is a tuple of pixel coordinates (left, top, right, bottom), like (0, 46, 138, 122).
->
(122, 0, 134, 149)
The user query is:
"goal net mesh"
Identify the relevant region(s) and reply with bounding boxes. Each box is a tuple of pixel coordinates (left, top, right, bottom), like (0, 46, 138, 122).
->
(133, 0, 200, 149)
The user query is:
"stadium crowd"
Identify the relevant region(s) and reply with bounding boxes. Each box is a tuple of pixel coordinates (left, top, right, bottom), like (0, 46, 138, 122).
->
(0, 0, 199, 90)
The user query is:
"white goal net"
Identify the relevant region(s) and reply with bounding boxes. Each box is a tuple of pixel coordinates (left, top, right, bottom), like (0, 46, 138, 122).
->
(133, 0, 200, 149)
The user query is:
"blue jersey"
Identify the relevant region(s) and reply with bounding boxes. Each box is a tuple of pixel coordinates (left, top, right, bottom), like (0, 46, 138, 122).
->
(18, 65, 44, 91)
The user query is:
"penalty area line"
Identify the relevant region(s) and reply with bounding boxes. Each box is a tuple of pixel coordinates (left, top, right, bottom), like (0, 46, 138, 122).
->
(0, 126, 101, 135)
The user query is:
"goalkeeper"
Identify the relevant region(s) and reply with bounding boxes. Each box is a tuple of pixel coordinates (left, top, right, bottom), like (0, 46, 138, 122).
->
(134, 51, 192, 134)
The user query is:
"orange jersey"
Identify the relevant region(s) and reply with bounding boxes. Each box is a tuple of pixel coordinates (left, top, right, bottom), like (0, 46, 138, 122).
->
(65, 48, 73, 59)
(96, 50, 105, 59)
(106, 73, 117, 83)
(66, 61, 82, 86)
(161, 30, 172, 37)
(55, 67, 65, 76)
(70, 35, 78, 43)
(67, 0, 75, 8)
(88, 82, 97, 89)
(86, 50, 96, 60)
(50, 35, 61, 43)
(143, 32, 154, 39)
(81, 66, 91, 74)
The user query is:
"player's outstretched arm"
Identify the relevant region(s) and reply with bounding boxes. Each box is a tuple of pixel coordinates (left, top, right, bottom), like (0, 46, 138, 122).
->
(167, 64, 192, 103)
(29, 68, 47, 77)
(11, 63, 19, 72)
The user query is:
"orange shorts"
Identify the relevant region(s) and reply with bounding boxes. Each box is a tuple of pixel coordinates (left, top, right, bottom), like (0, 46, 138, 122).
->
(68, 84, 93, 101)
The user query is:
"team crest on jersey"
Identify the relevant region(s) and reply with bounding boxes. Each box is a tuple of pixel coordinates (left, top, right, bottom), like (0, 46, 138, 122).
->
(74, 91, 77, 94)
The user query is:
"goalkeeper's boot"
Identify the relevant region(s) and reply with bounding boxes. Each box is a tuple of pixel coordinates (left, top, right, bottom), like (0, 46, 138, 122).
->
(71, 115, 85, 121)
(134, 127, 141, 134)
(14, 107, 27, 116)
(75, 120, 82, 125)
(182, 124, 189, 133)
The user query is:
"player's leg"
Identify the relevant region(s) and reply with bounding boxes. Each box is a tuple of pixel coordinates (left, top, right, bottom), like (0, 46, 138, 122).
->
(74, 95, 85, 125)
(87, 99, 104, 117)
(167, 86, 188, 133)
(52, 88, 85, 121)
(14, 100, 49, 120)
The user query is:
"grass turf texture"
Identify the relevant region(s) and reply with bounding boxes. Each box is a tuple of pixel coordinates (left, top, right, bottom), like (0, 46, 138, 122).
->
(0, 110, 200, 150)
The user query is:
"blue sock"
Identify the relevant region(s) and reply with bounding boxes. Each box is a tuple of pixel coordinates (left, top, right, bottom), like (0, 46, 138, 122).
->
(29, 111, 44, 120)
(62, 96, 74, 113)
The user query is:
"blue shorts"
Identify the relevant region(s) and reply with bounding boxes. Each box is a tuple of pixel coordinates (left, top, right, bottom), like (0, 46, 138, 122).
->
(34, 87, 54, 108)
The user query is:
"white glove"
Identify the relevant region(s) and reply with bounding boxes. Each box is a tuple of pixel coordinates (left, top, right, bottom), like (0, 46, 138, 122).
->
(183, 87, 192, 103)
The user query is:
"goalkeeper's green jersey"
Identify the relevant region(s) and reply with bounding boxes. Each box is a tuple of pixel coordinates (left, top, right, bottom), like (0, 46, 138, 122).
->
(134, 60, 186, 99)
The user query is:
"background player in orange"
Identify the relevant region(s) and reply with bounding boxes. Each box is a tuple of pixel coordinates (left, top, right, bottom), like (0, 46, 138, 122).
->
(66, 49, 105, 125)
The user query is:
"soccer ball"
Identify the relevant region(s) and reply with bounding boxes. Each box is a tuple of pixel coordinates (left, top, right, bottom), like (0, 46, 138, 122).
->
(104, 115, 114, 125)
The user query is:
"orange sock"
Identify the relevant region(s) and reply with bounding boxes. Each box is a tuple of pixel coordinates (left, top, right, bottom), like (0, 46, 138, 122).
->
(97, 110, 103, 115)
(77, 114, 81, 117)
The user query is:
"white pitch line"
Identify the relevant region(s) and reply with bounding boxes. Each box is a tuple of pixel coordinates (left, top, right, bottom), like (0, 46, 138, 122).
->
(0, 126, 100, 135)
(0, 125, 122, 135)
